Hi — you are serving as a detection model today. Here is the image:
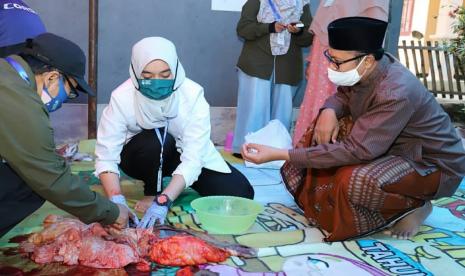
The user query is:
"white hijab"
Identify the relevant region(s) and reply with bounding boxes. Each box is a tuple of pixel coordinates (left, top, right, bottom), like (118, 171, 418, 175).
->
(129, 37, 186, 129)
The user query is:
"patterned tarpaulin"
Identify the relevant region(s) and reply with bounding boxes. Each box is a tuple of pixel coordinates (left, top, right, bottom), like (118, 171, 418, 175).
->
(1, 140, 465, 275)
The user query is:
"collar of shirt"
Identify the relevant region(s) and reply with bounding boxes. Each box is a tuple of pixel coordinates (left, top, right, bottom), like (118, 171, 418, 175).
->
(353, 54, 390, 92)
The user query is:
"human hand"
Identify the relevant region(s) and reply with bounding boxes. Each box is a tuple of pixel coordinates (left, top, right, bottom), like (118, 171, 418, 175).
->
(287, 23, 301, 33)
(274, 22, 286, 33)
(241, 143, 288, 164)
(312, 108, 339, 145)
(137, 202, 169, 229)
(134, 196, 156, 213)
(110, 194, 140, 226)
(112, 203, 130, 230)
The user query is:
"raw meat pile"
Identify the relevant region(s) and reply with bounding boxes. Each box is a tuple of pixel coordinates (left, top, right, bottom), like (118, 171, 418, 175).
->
(19, 215, 255, 270)
(150, 236, 231, 266)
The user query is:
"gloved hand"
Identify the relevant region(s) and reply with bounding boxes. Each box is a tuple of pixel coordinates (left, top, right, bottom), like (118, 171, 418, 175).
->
(110, 194, 140, 226)
(137, 201, 168, 229)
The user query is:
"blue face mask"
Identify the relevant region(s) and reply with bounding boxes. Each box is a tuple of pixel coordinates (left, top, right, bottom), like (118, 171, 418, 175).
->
(137, 78, 175, 100)
(42, 76, 68, 112)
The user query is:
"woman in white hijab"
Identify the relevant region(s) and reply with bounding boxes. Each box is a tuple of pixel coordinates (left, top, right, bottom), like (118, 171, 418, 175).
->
(95, 37, 254, 228)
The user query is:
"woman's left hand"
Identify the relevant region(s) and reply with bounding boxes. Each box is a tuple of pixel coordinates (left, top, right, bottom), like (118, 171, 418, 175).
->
(241, 143, 289, 164)
(137, 202, 168, 228)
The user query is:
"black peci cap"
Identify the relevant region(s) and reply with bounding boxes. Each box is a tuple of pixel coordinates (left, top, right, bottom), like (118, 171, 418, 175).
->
(23, 33, 95, 96)
(328, 16, 388, 53)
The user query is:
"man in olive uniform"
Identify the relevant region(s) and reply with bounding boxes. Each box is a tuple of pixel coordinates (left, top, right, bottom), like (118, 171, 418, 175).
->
(0, 33, 129, 237)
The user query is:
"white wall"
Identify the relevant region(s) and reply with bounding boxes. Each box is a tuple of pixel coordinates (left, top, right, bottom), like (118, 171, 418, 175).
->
(431, 0, 463, 39)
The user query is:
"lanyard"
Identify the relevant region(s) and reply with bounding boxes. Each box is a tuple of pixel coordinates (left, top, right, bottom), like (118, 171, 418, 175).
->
(267, 0, 282, 21)
(4, 57, 31, 85)
(155, 123, 168, 192)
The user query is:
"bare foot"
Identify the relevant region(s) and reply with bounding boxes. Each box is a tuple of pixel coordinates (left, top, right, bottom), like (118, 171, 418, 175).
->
(383, 201, 432, 240)
(134, 196, 155, 213)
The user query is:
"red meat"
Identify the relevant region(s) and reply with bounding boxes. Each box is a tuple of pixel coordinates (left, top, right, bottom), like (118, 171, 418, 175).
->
(150, 235, 231, 266)
(19, 215, 256, 270)
(20, 215, 151, 269)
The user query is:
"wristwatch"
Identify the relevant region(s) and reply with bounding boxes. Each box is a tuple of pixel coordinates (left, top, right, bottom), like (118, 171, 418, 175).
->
(155, 193, 173, 208)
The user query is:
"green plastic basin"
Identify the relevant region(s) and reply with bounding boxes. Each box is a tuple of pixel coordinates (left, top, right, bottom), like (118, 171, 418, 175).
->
(191, 196, 264, 234)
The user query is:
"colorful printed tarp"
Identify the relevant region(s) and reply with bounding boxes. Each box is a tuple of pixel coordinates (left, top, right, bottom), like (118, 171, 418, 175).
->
(1, 140, 465, 275)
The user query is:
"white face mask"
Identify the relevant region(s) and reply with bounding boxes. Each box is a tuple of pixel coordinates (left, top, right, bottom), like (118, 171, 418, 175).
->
(327, 56, 367, 86)
(40, 88, 52, 104)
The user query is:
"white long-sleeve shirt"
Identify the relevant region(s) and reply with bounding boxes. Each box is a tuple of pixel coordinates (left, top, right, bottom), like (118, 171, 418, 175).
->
(95, 78, 231, 187)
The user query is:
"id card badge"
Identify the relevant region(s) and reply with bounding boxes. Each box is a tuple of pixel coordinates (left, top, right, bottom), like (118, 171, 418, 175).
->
(157, 166, 163, 192)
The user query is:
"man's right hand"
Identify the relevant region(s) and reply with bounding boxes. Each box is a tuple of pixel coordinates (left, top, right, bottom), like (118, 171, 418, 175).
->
(312, 108, 339, 145)
(113, 203, 130, 230)
(110, 194, 140, 227)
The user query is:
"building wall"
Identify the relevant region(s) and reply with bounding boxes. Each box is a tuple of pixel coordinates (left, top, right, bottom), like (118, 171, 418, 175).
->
(400, 0, 464, 41)
(431, 0, 464, 39)
(425, 0, 441, 40)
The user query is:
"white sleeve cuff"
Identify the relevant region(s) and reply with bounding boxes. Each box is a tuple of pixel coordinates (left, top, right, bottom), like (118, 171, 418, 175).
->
(94, 160, 121, 178)
(172, 162, 202, 188)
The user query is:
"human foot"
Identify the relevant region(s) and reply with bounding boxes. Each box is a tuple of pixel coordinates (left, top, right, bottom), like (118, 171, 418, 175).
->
(383, 201, 432, 240)
(134, 196, 156, 213)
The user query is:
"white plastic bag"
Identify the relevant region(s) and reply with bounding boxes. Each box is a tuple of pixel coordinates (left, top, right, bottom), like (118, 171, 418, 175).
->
(244, 120, 292, 169)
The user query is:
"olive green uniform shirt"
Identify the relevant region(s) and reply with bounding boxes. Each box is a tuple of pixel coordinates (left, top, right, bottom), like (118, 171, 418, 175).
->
(0, 55, 119, 227)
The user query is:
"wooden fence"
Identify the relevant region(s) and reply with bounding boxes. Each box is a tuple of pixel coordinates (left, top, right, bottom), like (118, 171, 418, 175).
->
(397, 40, 465, 100)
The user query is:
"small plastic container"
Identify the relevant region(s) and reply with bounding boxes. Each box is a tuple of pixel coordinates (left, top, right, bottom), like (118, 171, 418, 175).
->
(191, 196, 264, 234)
(224, 131, 234, 152)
